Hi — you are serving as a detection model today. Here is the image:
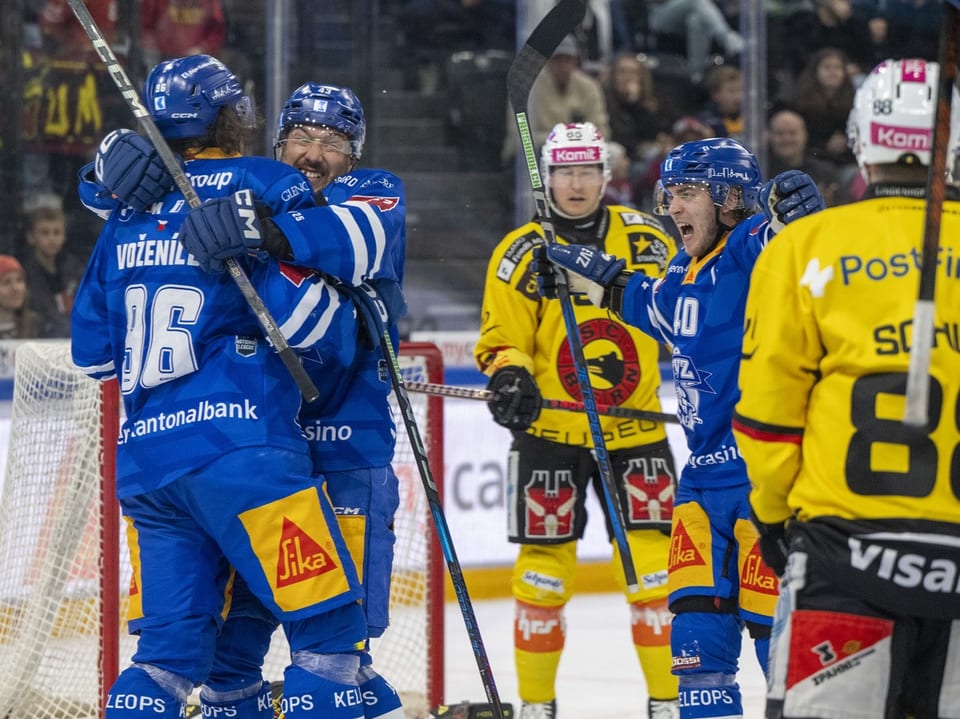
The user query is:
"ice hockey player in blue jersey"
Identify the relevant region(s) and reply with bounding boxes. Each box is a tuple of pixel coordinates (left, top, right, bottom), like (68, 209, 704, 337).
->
(534, 138, 825, 719)
(90, 81, 409, 719)
(71, 55, 372, 719)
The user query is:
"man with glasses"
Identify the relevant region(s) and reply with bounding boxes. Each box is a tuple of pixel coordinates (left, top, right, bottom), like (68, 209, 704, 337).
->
(534, 137, 824, 719)
(474, 121, 681, 719)
(86, 82, 407, 719)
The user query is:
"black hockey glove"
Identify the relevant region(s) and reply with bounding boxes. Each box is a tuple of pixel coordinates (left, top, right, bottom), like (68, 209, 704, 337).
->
(95, 129, 176, 211)
(180, 192, 292, 273)
(750, 507, 788, 577)
(531, 244, 561, 299)
(486, 366, 542, 431)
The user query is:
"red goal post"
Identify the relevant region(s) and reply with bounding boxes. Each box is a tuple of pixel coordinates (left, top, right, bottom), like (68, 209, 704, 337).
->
(0, 340, 445, 718)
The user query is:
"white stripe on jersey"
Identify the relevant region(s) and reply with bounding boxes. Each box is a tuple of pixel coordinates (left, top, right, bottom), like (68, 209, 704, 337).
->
(330, 205, 369, 285)
(345, 200, 387, 278)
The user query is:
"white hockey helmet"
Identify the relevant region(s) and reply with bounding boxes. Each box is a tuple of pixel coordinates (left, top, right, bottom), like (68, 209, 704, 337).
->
(541, 122, 610, 218)
(847, 58, 960, 176)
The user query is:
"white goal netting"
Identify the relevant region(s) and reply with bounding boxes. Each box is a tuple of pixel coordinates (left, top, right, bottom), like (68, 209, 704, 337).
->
(0, 340, 444, 719)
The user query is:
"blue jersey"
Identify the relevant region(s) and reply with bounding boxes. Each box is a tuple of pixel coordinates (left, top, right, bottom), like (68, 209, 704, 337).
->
(71, 154, 360, 497)
(274, 168, 407, 472)
(272, 167, 406, 286)
(621, 213, 774, 488)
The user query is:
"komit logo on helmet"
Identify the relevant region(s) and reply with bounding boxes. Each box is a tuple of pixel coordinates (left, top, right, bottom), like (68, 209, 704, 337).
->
(309, 99, 329, 113)
(551, 146, 602, 164)
(871, 122, 930, 151)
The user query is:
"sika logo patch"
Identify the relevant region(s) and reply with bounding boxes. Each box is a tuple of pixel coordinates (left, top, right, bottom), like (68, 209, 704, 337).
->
(669, 519, 705, 571)
(239, 487, 354, 611)
(740, 541, 778, 596)
(276, 516, 337, 587)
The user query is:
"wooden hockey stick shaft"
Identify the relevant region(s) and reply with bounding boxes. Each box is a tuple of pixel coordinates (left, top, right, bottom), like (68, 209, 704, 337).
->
(507, 0, 641, 593)
(67, 0, 320, 403)
(405, 380, 679, 424)
(903, 4, 960, 426)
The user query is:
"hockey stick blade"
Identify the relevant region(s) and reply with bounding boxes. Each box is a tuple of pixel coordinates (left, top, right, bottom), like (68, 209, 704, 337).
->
(507, 0, 641, 593)
(903, 3, 959, 426)
(67, 0, 320, 403)
(404, 380, 679, 424)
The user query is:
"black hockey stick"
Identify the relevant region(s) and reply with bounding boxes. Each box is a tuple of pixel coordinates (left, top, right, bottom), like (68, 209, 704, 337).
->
(903, 2, 960, 426)
(348, 289, 506, 718)
(405, 380, 680, 424)
(508, 0, 641, 593)
(67, 0, 320, 403)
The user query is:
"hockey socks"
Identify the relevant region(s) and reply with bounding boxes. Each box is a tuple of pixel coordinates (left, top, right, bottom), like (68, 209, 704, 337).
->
(514, 601, 564, 703)
(105, 665, 186, 718)
(283, 663, 363, 718)
(200, 680, 273, 719)
(358, 663, 404, 719)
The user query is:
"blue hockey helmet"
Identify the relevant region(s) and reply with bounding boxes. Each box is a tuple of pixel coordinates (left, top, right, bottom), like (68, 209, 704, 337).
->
(654, 137, 762, 216)
(143, 55, 252, 140)
(275, 83, 366, 159)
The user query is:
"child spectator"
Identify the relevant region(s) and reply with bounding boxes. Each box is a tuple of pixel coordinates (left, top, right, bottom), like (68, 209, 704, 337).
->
(21, 206, 85, 337)
(0, 256, 38, 339)
(697, 64, 743, 140)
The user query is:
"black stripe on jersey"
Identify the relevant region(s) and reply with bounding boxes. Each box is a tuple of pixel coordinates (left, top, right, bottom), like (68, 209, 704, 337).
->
(732, 412, 803, 445)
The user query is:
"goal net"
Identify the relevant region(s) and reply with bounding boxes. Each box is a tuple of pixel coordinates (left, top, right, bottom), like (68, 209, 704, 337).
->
(0, 340, 445, 719)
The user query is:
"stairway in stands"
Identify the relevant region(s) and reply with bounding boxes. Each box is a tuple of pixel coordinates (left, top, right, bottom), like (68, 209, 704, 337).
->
(364, 9, 514, 337)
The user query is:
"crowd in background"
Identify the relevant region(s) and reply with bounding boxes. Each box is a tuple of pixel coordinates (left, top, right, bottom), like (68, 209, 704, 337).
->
(0, 0, 944, 338)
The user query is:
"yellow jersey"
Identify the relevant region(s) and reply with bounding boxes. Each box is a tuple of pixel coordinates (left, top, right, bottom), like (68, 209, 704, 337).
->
(475, 206, 677, 450)
(733, 190, 960, 527)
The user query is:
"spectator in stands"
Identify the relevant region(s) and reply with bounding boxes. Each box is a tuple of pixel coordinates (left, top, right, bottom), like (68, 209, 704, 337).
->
(697, 64, 743, 140)
(0, 255, 38, 339)
(20, 205, 85, 337)
(781, 0, 875, 79)
(766, 107, 840, 206)
(855, 0, 940, 65)
(645, 0, 743, 82)
(140, 0, 226, 68)
(602, 140, 637, 207)
(604, 52, 665, 163)
(783, 47, 857, 167)
(501, 35, 610, 165)
(632, 115, 712, 215)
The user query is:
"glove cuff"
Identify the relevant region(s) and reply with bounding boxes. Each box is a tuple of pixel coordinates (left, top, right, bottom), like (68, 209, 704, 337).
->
(603, 271, 632, 315)
(259, 218, 294, 260)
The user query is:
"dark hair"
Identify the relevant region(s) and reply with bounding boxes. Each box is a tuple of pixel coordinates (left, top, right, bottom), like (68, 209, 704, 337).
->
(168, 106, 261, 157)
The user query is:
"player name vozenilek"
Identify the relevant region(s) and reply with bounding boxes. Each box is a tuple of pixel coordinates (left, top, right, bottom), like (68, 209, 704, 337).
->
(116, 235, 200, 269)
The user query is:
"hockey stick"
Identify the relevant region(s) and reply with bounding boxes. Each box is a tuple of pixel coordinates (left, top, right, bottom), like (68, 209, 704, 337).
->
(66, 0, 320, 403)
(405, 380, 680, 424)
(508, 0, 641, 593)
(903, 4, 960, 426)
(349, 291, 506, 718)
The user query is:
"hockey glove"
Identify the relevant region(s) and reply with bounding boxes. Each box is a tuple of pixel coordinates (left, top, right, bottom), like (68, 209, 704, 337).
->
(531, 244, 560, 299)
(180, 191, 294, 273)
(95, 129, 175, 211)
(486, 366, 542, 431)
(761, 169, 824, 234)
(542, 243, 626, 308)
(750, 507, 788, 577)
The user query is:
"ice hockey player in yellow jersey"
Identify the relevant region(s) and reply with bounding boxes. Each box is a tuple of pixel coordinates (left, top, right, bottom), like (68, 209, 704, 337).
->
(475, 122, 680, 719)
(732, 57, 960, 719)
